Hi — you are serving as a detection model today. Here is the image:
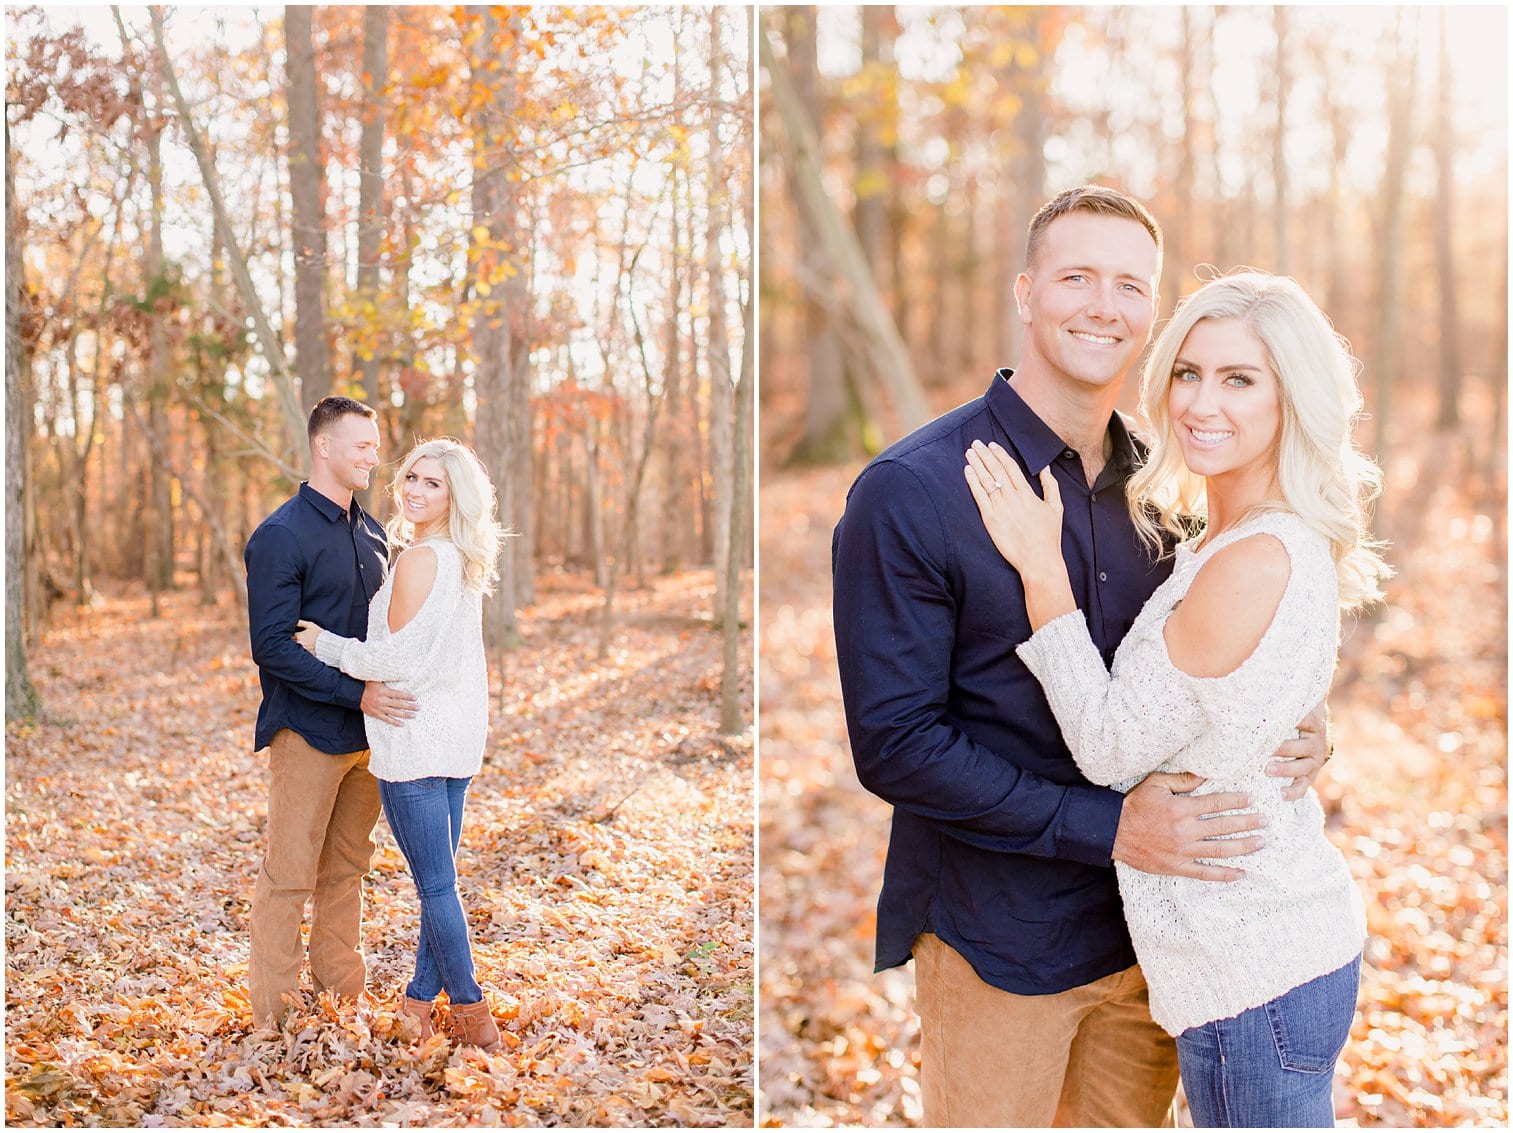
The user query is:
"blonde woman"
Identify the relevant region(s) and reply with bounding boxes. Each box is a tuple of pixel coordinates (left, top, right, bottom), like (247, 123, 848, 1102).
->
(965, 271, 1388, 1126)
(295, 437, 505, 1052)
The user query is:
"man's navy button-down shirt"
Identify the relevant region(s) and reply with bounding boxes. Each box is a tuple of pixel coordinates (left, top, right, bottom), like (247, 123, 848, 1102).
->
(245, 483, 387, 755)
(832, 371, 1175, 995)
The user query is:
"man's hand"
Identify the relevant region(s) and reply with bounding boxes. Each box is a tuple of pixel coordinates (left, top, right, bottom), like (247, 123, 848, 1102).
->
(1266, 700, 1329, 800)
(361, 681, 418, 726)
(1112, 772, 1266, 882)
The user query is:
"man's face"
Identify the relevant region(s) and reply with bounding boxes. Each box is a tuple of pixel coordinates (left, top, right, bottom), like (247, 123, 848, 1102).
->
(315, 413, 381, 493)
(1014, 212, 1161, 394)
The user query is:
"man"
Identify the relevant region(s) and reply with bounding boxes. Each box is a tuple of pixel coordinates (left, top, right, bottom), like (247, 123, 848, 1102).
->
(832, 186, 1329, 1126)
(244, 396, 419, 1027)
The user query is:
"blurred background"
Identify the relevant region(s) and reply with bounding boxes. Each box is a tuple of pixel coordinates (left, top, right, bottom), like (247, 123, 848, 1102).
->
(757, 5, 1506, 1127)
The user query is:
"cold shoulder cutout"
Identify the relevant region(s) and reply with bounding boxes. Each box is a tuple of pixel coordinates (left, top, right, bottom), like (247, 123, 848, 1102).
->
(387, 543, 440, 634)
(1164, 531, 1291, 679)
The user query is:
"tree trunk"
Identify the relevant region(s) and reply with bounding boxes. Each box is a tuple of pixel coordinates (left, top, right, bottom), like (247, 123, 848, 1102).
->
(927, 176, 951, 386)
(1271, 5, 1290, 274)
(391, 155, 424, 479)
(586, 425, 606, 589)
(994, 42, 1047, 366)
(958, 162, 980, 379)
(720, 291, 753, 735)
(510, 210, 535, 609)
(706, 8, 735, 616)
(1483, 243, 1508, 491)
(1432, 8, 1461, 431)
(356, 5, 389, 405)
(1163, 6, 1197, 315)
(782, 8, 866, 466)
(286, 4, 332, 409)
(64, 331, 99, 606)
(145, 87, 173, 613)
(1317, 34, 1350, 324)
(467, 5, 525, 649)
(1369, 14, 1417, 464)
(200, 419, 223, 605)
(762, 23, 928, 439)
(660, 158, 688, 574)
(5, 117, 41, 720)
(1208, 9, 1231, 274)
(854, 7, 891, 291)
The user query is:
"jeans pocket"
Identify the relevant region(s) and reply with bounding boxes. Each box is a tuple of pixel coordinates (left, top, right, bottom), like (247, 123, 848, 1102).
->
(386, 775, 443, 798)
(1264, 955, 1360, 1073)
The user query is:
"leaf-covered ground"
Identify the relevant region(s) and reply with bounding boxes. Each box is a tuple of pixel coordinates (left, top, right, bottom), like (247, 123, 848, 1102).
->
(757, 461, 1507, 1128)
(6, 570, 753, 1127)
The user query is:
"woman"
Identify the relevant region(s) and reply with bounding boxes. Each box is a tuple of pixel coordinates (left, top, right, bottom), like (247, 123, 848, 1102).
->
(964, 271, 1388, 1127)
(294, 437, 504, 1052)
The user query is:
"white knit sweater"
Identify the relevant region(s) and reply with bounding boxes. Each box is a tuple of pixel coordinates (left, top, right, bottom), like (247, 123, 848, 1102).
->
(1017, 509, 1366, 1036)
(314, 538, 489, 783)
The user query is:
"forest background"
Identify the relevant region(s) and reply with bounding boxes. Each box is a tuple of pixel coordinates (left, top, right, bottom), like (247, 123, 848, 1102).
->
(758, 5, 1507, 1127)
(6, 4, 754, 1126)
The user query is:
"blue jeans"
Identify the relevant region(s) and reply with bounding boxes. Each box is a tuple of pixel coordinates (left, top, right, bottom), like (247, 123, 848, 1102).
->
(378, 776, 483, 1005)
(1176, 955, 1361, 1128)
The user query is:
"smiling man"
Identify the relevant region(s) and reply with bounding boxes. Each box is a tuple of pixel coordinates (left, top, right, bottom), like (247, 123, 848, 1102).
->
(243, 395, 419, 1027)
(831, 186, 1331, 1126)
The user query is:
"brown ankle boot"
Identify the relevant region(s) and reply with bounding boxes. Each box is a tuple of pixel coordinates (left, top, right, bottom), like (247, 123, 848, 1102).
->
(449, 997, 502, 1052)
(401, 996, 435, 1040)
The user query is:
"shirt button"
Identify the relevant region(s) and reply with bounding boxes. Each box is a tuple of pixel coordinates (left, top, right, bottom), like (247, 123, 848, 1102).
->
(1099, 571, 1108, 583)
(1063, 449, 1076, 460)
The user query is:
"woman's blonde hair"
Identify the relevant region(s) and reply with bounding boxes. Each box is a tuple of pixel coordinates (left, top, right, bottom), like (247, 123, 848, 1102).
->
(1127, 270, 1390, 611)
(384, 437, 505, 595)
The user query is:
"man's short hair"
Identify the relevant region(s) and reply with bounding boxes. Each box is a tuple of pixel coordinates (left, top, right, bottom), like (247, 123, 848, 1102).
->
(307, 395, 377, 445)
(1025, 185, 1164, 269)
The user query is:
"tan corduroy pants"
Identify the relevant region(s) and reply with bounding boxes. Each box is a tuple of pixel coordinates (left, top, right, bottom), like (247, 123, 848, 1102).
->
(248, 728, 382, 1026)
(913, 932, 1180, 1128)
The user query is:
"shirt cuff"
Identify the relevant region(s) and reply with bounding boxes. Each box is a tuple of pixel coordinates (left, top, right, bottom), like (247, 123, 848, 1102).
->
(1055, 782, 1125, 867)
(314, 629, 350, 668)
(1017, 609, 1105, 691)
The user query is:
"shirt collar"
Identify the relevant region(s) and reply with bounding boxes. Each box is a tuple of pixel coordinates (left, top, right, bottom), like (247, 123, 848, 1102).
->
(985, 368, 1144, 479)
(299, 481, 366, 525)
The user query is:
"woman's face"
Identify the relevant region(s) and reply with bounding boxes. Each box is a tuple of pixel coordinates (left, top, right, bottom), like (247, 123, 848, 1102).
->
(400, 455, 451, 531)
(1166, 317, 1283, 491)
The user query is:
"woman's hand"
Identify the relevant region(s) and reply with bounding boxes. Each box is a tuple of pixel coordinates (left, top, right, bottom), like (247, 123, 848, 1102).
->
(964, 440, 1078, 631)
(294, 619, 324, 655)
(964, 440, 1065, 573)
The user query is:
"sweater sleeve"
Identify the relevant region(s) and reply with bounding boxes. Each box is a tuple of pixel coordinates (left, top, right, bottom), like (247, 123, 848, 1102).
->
(1017, 610, 1210, 786)
(314, 545, 460, 684)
